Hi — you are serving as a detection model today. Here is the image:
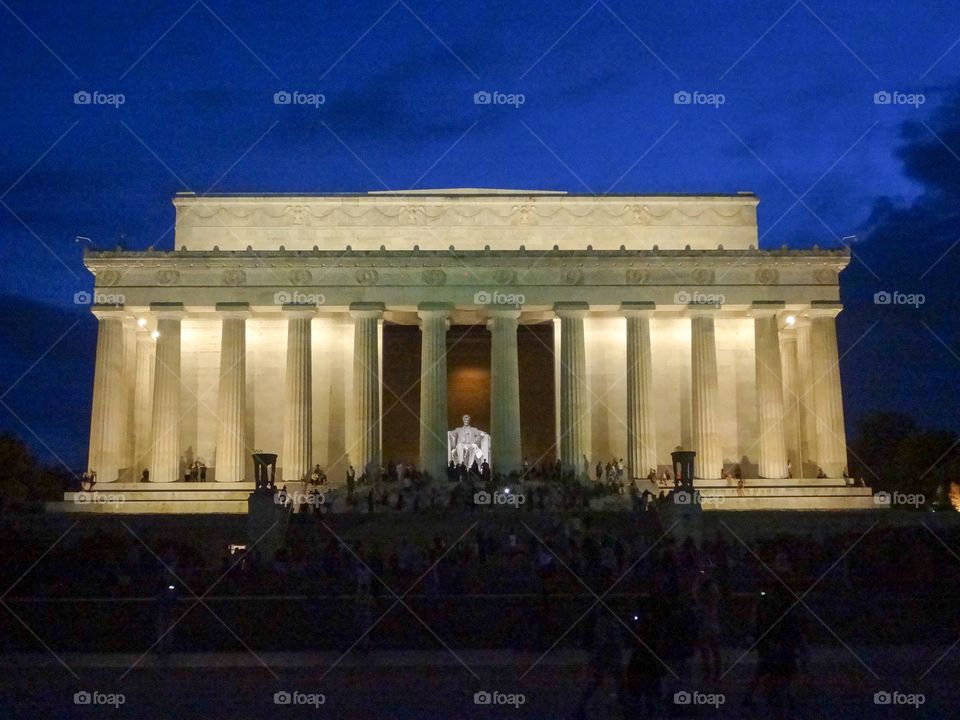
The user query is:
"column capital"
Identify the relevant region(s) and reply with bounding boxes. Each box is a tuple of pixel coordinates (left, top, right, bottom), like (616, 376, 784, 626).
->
(686, 302, 721, 318)
(807, 300, 843, 319)
(486, 307, 521, 321)
(350, 301, 386, 319)
(554, 301, 589, 319)
(417, 302, 453, 319)
(215, 301, 251, 319)
(150, 301, 186, 319)
(747, 300, 786, 318)
(620, 301, 656, 318)
(281, 303, 317, 318)
(91, 304, 126, 320)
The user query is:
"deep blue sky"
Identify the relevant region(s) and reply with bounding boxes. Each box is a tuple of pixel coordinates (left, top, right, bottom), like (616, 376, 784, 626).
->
(0, 0, 958, 470)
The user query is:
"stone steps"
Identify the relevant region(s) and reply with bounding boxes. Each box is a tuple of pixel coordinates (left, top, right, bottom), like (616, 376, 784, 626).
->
(47, 482, 259, 514)
(45, 500, 250, 514)
(698, 494, 879, 511)
(691, 486, 872, 498)
(684, 477, 854, 488)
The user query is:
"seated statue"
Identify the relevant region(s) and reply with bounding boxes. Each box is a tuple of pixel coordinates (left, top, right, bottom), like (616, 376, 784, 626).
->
(447, 414, 491, 469)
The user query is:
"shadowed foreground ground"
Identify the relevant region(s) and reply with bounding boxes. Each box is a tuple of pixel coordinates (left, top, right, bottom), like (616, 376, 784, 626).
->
(0, 646, 953, 719)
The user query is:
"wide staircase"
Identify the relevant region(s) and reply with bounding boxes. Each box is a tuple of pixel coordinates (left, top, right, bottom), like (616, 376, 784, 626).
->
(688, 477, 875, 510)
(46, 482, 256, 514)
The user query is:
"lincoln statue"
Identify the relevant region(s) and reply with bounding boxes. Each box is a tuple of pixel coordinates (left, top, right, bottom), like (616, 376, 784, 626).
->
(448, 415, 491, 467)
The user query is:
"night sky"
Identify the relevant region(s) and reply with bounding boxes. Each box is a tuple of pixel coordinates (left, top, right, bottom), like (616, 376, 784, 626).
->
(0, 0, 958, 471)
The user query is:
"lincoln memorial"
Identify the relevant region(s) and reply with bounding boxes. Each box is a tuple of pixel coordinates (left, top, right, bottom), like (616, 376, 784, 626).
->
(60, 189, 875, 511)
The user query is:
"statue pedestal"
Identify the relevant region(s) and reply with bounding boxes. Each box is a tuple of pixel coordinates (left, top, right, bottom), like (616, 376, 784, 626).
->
(247, 489, 287, 559)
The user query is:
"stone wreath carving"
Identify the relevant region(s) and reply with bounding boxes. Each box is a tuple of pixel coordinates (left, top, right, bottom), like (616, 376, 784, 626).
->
(290, 268, 312, 285)
(562, 268, 585, 286)
(692, 267, 715, 284)
(356, 268, 380, 286)
(814, 267, 837, 284)
(222, 269, 247, 286)
(98, 269, 122, 287)
(422, 268, 447, 286)
(157, 269, 180, 286)
(755, 267, 779, 285)
(625, 269, 648, 285)
(493, 268, 517, 285)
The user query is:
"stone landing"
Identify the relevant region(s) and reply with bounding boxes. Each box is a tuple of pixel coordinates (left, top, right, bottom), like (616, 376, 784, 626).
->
(45, 482, 256, 514)
(686, 477, 877, 511)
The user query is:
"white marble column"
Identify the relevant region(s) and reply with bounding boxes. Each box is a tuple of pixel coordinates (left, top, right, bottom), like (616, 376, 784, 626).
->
(555, 303, 590, 478)
(214, 303, 248, 483)
(809, 302, 848, 477)
(779, 329, 802, 477)
(351, 302, 384, 480)
(795, 319, 818, 477)
(132, 329, 155, 480)
(418, 303, 451, 480)
(622, 302, 657, 480)
(750, 302, 788, 479)
(148, 303, 184, 483)
(689, 306, 722, 479)
(488, 308, 522, 475)
(282, 307, 314, 483)
(87, 306, 126, 483)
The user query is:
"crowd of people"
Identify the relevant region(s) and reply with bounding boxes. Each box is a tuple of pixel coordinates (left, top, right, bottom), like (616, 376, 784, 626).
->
(3, 516, 955, 712)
